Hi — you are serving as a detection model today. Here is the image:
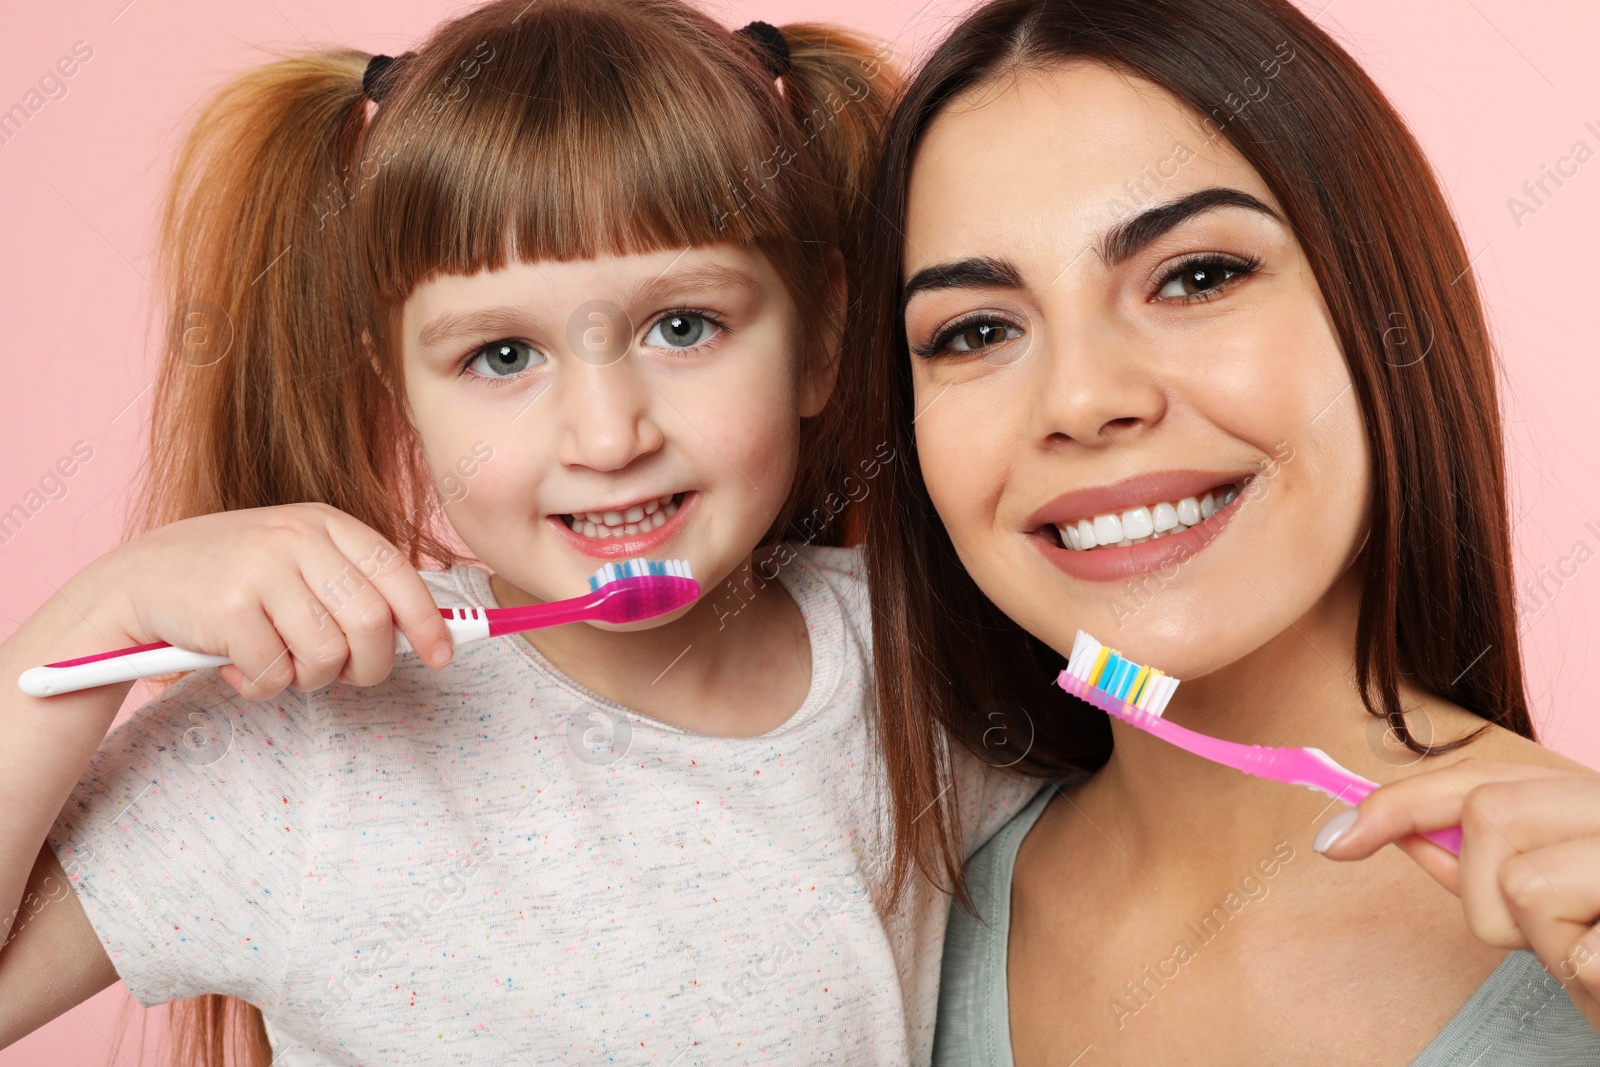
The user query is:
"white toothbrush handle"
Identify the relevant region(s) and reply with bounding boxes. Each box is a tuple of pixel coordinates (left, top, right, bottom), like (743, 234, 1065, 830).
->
(19, 646, 233, 696)
(394, 613, 491, 655)
(19, 614, 493, 697)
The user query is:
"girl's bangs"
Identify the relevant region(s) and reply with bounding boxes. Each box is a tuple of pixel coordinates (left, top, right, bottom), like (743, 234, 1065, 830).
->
(357, 3, 793, 305)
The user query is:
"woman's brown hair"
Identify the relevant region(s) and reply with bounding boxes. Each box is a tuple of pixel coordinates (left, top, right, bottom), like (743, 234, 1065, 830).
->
(116, 0, 899, 1062)
(841, 0, 1535, 909)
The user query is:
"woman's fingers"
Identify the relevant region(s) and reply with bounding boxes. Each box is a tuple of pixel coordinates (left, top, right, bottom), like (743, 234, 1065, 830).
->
(1454, 775, 1600, 947)
(1498, 834, 1600, 1029)
(1315, 759, 1580, 862)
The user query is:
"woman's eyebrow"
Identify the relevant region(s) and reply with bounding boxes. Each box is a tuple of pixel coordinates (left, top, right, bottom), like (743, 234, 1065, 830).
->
(898, 188, 1278, 315)
(1099, 187, 1282, 266)
(900, 256, 1023, 317)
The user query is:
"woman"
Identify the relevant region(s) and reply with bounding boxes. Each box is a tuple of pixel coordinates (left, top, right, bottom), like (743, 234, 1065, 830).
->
(842, 0, 1600, 1062)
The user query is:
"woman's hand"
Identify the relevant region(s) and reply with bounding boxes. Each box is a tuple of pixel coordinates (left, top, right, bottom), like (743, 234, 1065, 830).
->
(73, 502, 454, 700)
(1313, 757, 1600, 1029)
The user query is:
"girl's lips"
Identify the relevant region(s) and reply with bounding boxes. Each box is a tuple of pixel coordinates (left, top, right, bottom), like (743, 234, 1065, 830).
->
(1031, 478, 1249, 582)
(548, 491, 697, 560)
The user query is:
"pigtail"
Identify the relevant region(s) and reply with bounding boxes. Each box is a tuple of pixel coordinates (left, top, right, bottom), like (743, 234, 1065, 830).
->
(769, 25, 899, 292)
(123, 51, 447, 567)
(116, 50, 421, 1067)
(747, 25, 902, 551)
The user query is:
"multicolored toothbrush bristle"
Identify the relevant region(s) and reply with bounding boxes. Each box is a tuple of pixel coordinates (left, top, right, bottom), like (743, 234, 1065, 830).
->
(588, 558, 694, 592)
(1064, 630, 1182, 717)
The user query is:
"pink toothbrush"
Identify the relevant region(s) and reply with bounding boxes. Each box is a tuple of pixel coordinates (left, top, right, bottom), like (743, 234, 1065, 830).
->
(1057, 630, 1463, 855)
(18, 559, 698, 698)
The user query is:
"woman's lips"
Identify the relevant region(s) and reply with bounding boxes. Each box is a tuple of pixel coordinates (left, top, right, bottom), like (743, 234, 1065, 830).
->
(1032, 478, 1250, 582)
(549, 491, 696, 560)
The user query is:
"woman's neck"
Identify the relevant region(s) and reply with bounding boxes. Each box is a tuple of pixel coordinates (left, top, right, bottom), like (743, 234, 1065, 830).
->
(487, 550, 812, 737)
(1078, 566, 1423, 879)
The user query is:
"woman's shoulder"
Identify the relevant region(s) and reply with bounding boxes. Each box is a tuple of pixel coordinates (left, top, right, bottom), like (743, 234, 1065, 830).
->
(1400, 687, 1594, 777)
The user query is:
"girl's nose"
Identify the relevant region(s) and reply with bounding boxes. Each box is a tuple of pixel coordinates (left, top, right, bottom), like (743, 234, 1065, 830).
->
(555, 357, 666, 473)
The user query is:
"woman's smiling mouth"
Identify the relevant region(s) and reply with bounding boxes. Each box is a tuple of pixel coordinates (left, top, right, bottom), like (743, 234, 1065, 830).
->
(1027, 470, 1253, 582)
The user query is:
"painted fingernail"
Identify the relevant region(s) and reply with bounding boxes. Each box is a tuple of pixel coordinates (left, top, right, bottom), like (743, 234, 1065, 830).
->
(1313, 808, 1360, 853)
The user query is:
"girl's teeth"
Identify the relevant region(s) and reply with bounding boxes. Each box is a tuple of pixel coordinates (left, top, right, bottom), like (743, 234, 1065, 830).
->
(564, 493, 682, 538)
(1054, 486, 1241, 553)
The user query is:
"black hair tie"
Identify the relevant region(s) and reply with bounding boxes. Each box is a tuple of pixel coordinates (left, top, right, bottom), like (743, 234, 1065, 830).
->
(363, 51, 413, 102)
(736, 21, 791, 79)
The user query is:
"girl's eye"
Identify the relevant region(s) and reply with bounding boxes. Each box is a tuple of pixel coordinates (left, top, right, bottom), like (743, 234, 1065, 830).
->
(912, 317, 1023, 359)
(1154, 254, 1261, 301)
(643, 311, 721, 350)
(462, 339, 545, 380)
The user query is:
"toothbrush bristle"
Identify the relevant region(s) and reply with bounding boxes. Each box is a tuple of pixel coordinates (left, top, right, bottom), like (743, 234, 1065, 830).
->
(585, 558, 700, 623)
(1064, 629, 1181, 717)
(588, 558, 693, 592)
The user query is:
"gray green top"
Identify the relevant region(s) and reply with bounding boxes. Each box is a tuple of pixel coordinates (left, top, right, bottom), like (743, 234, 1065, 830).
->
(934, 783, 1600, 1066)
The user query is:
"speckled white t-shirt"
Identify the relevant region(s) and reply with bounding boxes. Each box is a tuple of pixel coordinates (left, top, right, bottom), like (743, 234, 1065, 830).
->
(48, 544, 1035, 1066)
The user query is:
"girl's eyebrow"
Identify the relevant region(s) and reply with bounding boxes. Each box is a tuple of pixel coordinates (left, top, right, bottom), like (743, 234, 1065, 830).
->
(899, 187, 1282, 316)
(417, 305, 533, 350)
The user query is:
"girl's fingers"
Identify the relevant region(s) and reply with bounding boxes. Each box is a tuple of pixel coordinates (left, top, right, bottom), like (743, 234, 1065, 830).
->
(318, 509, 453, 671)
(1497, 834, 1600, 1027)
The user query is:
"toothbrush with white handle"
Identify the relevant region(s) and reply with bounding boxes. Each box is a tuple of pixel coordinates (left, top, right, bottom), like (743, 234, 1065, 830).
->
(18, 559, 696, 698)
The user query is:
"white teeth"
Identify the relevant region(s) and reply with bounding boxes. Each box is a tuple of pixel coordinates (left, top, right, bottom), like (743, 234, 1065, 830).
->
(1054, 484, 1242, 553)
(1120, 507, 1154, 540)
(564, 493, 682, 539)
(1092, 513, 1123, 545)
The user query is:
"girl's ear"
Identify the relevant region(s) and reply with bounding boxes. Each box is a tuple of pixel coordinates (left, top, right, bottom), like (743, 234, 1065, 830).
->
(799, 249, 847, 418)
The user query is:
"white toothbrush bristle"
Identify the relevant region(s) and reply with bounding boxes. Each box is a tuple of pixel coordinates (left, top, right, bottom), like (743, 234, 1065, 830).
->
(588, 558, 694, 591)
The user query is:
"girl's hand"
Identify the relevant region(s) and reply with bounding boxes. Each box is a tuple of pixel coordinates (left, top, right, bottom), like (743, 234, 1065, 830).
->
(1313, 757, 1600, 1030)
(74, 502, 454, 700)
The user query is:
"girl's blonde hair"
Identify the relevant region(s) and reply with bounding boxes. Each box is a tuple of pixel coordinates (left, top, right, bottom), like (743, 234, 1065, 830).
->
(116, 1, 899, 1062)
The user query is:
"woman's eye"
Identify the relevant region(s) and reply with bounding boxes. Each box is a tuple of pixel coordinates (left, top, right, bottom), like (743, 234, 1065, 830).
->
(1154, 255, 1259, 301)
(915, 317, 1023, 358)
(463, 339, 545, 379)
(644, 312, 719, 350)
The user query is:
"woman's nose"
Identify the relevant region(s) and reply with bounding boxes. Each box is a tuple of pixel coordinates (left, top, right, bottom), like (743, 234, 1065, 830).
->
(1025, 314, 1167, 447)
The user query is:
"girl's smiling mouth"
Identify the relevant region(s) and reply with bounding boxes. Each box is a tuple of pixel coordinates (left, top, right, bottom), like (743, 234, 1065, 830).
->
(550, 491, 694, 559)
(1027, 470, 1253, 582)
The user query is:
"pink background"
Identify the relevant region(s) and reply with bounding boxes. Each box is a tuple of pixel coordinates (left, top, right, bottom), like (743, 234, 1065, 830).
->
(3, 0, 1596, 1061)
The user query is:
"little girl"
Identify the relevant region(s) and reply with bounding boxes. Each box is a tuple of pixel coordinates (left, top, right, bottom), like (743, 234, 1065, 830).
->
(0, 2, 1033, 1064)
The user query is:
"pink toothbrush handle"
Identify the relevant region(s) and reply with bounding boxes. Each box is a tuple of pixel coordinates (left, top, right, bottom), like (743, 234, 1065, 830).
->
(1058, 673, 1463, 856)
